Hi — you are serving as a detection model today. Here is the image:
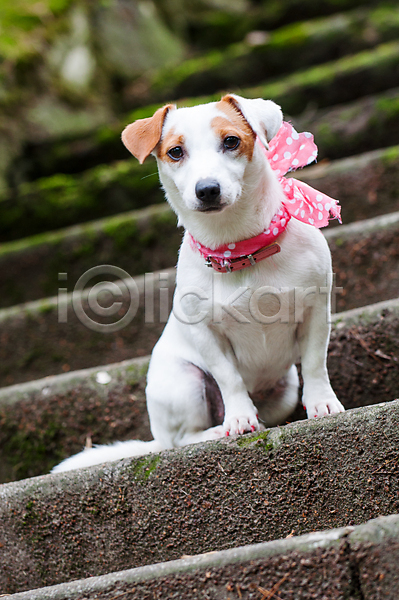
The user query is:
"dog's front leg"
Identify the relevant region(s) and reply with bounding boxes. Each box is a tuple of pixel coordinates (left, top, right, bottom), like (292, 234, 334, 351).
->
(191, 326, 260, 436)
(297, 293, 345, 419)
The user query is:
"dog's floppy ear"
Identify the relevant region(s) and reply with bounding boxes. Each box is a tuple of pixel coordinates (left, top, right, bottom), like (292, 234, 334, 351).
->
(220, 94, 282, 149)
(122, 104, 176, 164)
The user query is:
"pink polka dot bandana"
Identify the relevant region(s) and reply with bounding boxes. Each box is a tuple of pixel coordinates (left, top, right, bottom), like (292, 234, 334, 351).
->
(264, 121, 341, 227)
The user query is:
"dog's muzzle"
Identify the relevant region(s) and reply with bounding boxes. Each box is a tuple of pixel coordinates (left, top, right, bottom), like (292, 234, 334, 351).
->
(195, 178, 223, 212)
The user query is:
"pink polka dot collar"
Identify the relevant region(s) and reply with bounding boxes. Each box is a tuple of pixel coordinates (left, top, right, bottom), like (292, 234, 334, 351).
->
(189, 122, 341, 273)
(191, 204, 291, 272)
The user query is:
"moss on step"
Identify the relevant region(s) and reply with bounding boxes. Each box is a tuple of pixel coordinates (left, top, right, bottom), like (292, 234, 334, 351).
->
(236, 430, 274, 452)
(0, 358, 151, 482)
(119, 39, 399, 116)
(132, 455, 161, 482)
(156, 0, 388, 51)
(150, 7, 399, 100)
(246, 40, 399, 115)
(0, 158, 162, 242)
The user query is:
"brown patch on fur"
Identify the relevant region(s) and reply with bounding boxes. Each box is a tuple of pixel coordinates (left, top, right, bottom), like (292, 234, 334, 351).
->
(158, 130, 186, 163)
(122, 104, 175, 164)
(215, 95, 256, 160)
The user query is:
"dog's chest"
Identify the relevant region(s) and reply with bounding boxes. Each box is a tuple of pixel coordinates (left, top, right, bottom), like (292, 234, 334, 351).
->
(177, 264, 299, 378)
(210, 283, 299, 390)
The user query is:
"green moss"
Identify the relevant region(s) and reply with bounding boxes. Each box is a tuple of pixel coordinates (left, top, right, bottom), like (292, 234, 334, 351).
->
(370, 5, 399, 33)
(237, 430, 273, 451)
(1, 418, 64, 481)
(247, 40, 399, 113)
(381, 145, 399, 166)
(125, 361, 150, 382)
(103, 218, 139, 251)
(0, 227, 64, 258)
(315, 121, 337, 148)
(0, 0, 73, 61)
(1, 157, 164, 242)
(333, 237, 344, 247)
(132, 455, 160, 481)
(37, 301, 56, 315)
(124, 364, 145, 386)
(151, 48, 227, 93)
(270, 21, 308, 48)
(375, 96, 399, 120)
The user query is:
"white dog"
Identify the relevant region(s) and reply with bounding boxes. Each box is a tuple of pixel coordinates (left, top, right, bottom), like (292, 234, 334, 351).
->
(53, 94, 344, 473)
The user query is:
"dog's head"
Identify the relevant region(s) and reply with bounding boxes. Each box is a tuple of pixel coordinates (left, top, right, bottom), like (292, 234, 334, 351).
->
(122, 94, 282, 215)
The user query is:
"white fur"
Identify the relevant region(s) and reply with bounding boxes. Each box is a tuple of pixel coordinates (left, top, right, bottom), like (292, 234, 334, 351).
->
(53, 95, 344, 473)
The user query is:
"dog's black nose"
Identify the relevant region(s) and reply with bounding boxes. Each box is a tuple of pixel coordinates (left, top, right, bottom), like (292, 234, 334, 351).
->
(195, 179, 221, 204)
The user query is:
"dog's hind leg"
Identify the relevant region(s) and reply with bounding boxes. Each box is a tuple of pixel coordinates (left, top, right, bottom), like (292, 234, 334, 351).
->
(146, 342, 226, 449)
(52, 354, 215, 473)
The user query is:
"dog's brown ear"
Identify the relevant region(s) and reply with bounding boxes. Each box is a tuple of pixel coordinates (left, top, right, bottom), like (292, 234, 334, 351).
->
(122, 104, 175, 164)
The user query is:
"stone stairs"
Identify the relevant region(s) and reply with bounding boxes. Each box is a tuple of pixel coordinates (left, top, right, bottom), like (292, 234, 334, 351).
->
(1, 0, 399, 597)
(1, 398, 398, 596)
(4, 515, 399, 599)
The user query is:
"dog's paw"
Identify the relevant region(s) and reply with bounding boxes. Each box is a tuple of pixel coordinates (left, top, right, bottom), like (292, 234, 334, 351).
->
(304, 396, 345, 419)
(222, 414, 260, 436)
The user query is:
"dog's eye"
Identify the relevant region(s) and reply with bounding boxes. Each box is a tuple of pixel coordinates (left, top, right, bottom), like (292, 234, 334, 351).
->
(223, 136, 240, 151)
(167, 146, 184, 161)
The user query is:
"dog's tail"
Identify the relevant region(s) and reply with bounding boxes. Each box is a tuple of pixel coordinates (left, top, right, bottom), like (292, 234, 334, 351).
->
(51, 439, 163, 474)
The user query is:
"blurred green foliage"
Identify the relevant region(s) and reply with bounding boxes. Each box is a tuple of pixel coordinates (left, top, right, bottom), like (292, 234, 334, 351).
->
(0, 0, 72, 60)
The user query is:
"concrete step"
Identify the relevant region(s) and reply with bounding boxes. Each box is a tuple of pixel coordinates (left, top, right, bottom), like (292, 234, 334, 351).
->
(5, 514, 399, 599)
(293, 144, 399, 226)
(1, 150, 399, 309)
(3, 90, 399, 243)
(324, 210, 399, 312)
(0, 211, 398, 388)
(0, 203, 179, 309)
(0, 399, 398, 594)
(292, 87, 399, 163)
(0, 267, 175, 387)
(0, 297, 397, 483)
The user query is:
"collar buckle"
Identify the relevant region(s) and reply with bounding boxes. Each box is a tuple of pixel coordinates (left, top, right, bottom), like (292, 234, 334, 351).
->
(204, 242, 281, 273)
(247, 254, 256, 266)
(224, 260, 232, 273)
